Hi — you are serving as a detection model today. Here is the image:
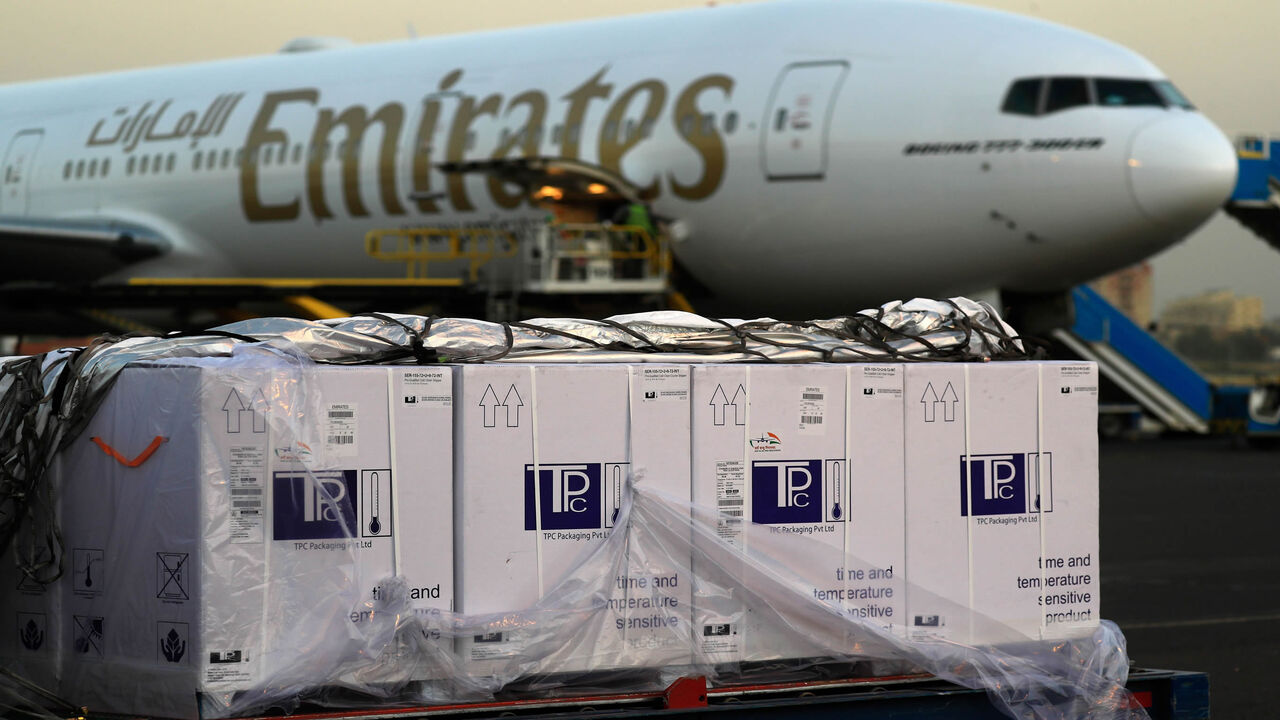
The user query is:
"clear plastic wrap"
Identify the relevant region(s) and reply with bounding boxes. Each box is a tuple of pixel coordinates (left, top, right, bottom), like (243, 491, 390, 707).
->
(0, 302, 1140, 720)
(197, 479, 1141, 720)
(0, 667, 69, 720)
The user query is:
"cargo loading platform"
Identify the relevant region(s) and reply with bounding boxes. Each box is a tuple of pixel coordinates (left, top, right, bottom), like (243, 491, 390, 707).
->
(218, 669, 1208, 720)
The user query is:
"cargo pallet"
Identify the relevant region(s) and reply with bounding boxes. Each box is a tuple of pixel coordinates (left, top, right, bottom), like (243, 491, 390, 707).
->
(225, 669, 1208, 720)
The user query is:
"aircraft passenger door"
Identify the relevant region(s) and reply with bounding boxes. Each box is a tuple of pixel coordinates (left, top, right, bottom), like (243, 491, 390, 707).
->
(1, 130, 44, 215)
(761, 62, 848, 181)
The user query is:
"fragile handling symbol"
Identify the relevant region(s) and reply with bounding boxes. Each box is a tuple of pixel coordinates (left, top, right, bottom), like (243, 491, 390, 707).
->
(222, 388, 268, 433)
(919, 382, 958, 423)
(73, 615, 103, 658)
(18, 614, 45, 651)
(16, 547, 52, 592)
(160, 624, 187, 663)
(362, 469, 392, 538)
(479, 384, 524, 428)
(710, 384, 746, 426)
(73, 548, 104, 595)
(156, 552, 189, 600)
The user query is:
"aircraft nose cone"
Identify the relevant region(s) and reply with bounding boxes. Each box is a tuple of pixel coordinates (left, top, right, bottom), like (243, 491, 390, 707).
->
(1127, 114, 1237, 229)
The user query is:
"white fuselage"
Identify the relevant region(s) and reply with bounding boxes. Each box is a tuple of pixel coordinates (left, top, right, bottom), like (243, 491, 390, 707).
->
(0, 0, 1237, 316)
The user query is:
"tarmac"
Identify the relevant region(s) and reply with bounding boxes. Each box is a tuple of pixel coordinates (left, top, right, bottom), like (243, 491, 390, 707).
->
(1101, 435, 1280, 718)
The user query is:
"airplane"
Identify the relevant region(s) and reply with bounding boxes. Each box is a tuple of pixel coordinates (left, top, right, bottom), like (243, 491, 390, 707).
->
(0, 0, 1237, 332)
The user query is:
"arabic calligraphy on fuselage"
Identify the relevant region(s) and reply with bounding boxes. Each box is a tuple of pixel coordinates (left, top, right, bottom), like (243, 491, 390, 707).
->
(86, 93, 243, 152)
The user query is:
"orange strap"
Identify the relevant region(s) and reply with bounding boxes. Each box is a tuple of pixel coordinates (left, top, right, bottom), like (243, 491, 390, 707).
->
(90, 436, 167, 468)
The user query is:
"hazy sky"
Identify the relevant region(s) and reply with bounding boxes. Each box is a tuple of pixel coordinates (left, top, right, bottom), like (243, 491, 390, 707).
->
(1, 0, 1276, 317)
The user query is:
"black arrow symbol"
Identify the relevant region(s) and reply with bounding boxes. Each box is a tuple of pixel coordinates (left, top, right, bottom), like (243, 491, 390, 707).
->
(222, 389, 245, 433)
(920, 382, 939, 423)
(502, 384, 524, 427)
(250, 389, 268, 433)
(731, 384, 747, 426)
(940, 382, 959, 422)
(479, 384, 499, 427)
(710, 384, 729, 425)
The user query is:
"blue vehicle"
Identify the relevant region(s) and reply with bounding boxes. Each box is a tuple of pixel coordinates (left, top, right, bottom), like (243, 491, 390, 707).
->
(1056, 285, 1280, 439)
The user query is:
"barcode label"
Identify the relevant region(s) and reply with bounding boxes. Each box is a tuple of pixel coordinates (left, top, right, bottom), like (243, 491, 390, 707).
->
(714, 461, 744, 545)
(227, 445, 265, 544)
(798, 386, 827, 435)
(326, 402, 358, 456)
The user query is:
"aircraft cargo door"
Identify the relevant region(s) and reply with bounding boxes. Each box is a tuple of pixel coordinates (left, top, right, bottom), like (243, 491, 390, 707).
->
(1, 130, 43, 215)
(761, 62, 848, 181)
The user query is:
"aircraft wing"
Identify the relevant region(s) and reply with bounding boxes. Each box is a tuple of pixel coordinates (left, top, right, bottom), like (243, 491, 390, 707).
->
(0, 216, 170, 283)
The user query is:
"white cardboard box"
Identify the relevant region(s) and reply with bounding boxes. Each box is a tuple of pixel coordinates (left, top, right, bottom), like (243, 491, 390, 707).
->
(1037, 363, 1101, 638)
(903, 362, 1099, 643)
(690, 364, 903, 664)
(5, 362, 455, 719)
(452, 364, 692, 677)
(844, 364, 907, 638)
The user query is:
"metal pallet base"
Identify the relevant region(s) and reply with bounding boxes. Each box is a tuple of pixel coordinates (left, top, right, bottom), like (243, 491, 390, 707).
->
(220, 668, 1207, 720)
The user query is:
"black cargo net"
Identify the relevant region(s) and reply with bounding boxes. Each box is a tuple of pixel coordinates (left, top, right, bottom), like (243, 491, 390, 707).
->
(0, 299, 1032, 583)
(0, 341, 117, 586)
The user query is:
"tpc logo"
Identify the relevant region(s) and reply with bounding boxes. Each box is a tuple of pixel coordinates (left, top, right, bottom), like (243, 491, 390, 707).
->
(959, 453, 1053, 516)
(273, 470, 359, 540)
(524, 464, 604, 530)
(752, 459, 825, 524)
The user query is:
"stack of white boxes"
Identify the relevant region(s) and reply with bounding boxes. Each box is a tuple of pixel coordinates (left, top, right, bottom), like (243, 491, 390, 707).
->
(0, 362, 456, 719)
(686, 361, 1099, 665)
(452, 364, 692, 678)
(2, 356, 1100, 714)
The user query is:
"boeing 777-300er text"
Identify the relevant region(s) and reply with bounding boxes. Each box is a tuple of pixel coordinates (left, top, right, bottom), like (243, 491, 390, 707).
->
(0, 0, 1237, 329)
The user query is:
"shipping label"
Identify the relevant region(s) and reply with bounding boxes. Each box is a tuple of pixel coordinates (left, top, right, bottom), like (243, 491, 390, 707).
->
(639, 366, 689, 403)
(402, 370, 452, 408)
(228, 445, 265, 544)
(325, 403, 357, 457)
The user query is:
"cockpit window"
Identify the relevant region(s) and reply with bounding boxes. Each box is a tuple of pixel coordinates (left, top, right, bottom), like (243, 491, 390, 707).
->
(1002, 76, 1190, 116)
(1045, 77, 1090, 114)
(1155, 80, 1195, 110)
(1001, 78, 1043, 116)
(1094, 79, 1165, 107)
